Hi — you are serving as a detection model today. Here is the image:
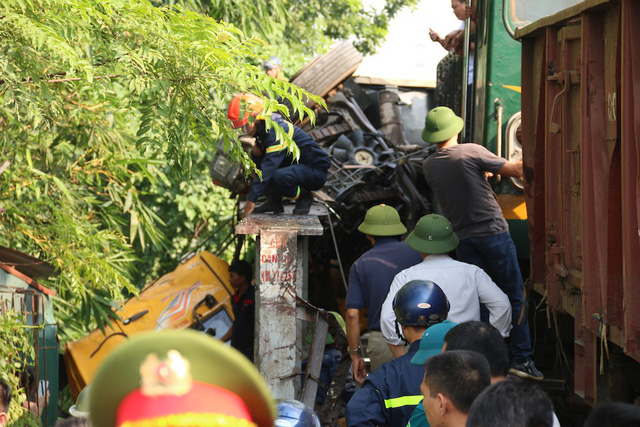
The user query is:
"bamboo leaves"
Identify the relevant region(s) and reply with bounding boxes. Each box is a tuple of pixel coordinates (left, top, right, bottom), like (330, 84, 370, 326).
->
(1, 0, 319, 338)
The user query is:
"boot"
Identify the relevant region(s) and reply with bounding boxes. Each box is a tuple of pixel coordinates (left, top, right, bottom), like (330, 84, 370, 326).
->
(292, 189, 313, 215)
(253, 188, 284, 214)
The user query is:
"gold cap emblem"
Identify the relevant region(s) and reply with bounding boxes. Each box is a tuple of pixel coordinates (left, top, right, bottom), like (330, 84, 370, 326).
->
(139, 350, 193, 397)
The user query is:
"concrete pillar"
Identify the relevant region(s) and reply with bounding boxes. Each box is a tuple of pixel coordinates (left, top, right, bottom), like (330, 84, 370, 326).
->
(236, 214, 323, 399)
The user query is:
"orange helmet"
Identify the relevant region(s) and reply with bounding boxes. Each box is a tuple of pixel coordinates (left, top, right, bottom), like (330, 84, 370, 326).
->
(227, 93, 264, 128)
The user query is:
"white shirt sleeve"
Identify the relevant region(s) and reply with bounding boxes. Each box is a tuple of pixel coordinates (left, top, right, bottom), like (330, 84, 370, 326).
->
(474, 268, 512, 337)
(380, 272, 405, 346)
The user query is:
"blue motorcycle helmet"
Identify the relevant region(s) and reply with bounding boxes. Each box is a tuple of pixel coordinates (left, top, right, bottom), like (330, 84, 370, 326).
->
(392, 280, 450, 341)
(275, 399, 321, 427)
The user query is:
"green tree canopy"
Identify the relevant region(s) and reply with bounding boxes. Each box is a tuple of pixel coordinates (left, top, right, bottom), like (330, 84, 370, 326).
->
(0, 0, 322, 337)
(159, 0, 420, 71)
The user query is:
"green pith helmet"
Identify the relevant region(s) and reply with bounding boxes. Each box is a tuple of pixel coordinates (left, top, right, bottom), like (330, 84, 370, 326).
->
(406, 214, 459, 254)
(422, 106, 464, 143)
(89, 330, 276, 427)
(69, 384, 91, 418)
(357, 204, 408, 237)
(304, 311, 346, 345)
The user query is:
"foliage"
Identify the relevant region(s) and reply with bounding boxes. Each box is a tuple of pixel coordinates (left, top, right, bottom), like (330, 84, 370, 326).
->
(0, 0, 323, 338)
(0, 309, 41, 427)
(132, 140, 239, 285)
(156, 0, 420, 62)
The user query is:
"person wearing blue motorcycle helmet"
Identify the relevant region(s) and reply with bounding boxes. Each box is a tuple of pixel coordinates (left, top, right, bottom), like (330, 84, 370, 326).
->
(275, 399, 320, 427)
(346, 280, 449, 427)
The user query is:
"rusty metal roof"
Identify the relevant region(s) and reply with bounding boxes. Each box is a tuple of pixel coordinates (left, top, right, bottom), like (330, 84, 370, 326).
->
(0, 246, 57, 295)
(0, 245, 56, 279)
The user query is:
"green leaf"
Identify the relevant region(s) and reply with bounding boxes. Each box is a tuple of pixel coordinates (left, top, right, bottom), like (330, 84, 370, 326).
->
(52, 176, 73, 200)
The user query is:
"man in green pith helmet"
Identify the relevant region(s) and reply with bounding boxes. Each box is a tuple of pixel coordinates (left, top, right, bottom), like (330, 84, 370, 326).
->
(421, 106, 542, 380)
(88, 330, 276, 427)
(380, 214, 511, 358)
(345, 204, 422, 382)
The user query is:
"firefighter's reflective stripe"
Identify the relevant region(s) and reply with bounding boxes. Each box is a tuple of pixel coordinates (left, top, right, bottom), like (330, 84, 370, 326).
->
(384, 395, 423, 409)
(346, 340, 424, 426)
(265, 142, 286, 153)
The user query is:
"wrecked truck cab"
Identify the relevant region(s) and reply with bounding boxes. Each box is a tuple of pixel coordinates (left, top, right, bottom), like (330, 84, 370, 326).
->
(64, 251, 235, 400)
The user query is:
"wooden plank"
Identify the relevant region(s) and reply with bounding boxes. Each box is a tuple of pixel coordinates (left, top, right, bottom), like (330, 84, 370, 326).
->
(300, 313, 328, 408)
(236, 214, 323, 236)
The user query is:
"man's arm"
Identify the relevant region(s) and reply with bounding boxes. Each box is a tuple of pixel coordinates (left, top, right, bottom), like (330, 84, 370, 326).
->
(475, 269, 512, 337)
(380, 274, 406, 349)
(498, 161, 523, 178)
(346, 308, 368, 383)
(221, 326, 233, 343)
(388, 343, 406, 359)
(345, 378, 388, 426)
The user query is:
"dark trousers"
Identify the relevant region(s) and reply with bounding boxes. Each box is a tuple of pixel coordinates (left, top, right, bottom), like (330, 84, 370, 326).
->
(268, 164, 328, 198)
(456, 232, 532, 363)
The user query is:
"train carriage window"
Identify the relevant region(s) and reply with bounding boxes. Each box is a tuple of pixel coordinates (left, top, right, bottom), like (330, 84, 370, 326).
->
(503, 0, 584, 36)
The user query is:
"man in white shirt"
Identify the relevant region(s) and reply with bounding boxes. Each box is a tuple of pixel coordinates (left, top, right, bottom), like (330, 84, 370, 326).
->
(380, 214, 511, 357)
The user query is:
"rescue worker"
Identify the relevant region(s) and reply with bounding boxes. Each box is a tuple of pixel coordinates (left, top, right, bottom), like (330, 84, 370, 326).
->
(380, 214, 511, 357)
(262, 56, 285, 80)
(346, 204, 422, 382)
(221, 260, 255, 362)
(421, 106, 542, 380)
(227, 93, 330, 216)
(346, 280, 449, 427)
(88, 329, 276, 427)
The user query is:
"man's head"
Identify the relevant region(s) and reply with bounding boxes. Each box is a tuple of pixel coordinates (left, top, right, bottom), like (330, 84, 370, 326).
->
(357, 204, 408, 238)
(228, 260, 252, 290)
(422, 107, 464, 144)
(584, 401, 640, 427)
(0, 379, 11, 427)
(406, 214, 459, 255)
(451, 0, 466, 21)
(466, 379, 554, 427)
(444, 321, 510, 380)
(393, 280, 449, 344)
(421, 350, 490, 427)
(262, 56, 282, 79)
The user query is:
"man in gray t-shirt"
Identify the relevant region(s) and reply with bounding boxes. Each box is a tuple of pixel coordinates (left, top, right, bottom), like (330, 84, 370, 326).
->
(424, 143, 509, 240)
(421, 106, 543, 381)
